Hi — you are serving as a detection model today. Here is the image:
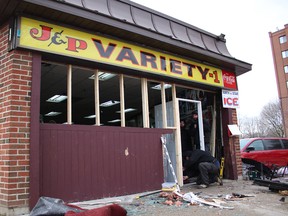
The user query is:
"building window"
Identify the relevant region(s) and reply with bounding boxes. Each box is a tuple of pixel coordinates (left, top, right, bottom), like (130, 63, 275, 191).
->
(40, 62, 216, 128)
(287, 81, 288, 88)
(282, 50, 288, 58)
(279, 35, 287, 44)
(284, 66, 288, 73)
(40, 62, 172, 128)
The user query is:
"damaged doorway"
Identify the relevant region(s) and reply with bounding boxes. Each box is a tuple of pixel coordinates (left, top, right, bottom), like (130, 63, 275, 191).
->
(155, 101, 176, 183)
(178, 98, 205, 151)
(178, 89, 217, 156)
(155, 99, 204, 183)
(155, 87, 217, 184)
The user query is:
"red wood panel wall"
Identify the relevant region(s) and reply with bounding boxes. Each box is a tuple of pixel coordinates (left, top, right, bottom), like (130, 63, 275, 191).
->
(39, 124, 172, 202)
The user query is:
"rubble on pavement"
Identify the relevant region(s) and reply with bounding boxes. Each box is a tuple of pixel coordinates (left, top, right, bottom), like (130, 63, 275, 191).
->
(158, 190, 255, 209)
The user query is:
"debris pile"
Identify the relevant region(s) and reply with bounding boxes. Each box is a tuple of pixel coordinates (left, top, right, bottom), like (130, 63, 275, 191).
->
(159, 192, 183, 206)
(279, 190, 288, 202)
(279, 190, 288, 196)
(156, 190, 255, 209)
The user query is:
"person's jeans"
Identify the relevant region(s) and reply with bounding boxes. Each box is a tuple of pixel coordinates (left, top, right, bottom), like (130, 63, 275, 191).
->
(197, 162, 219, 185)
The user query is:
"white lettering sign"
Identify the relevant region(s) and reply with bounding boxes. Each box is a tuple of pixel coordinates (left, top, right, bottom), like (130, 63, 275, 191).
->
(222, 90, 239, 108)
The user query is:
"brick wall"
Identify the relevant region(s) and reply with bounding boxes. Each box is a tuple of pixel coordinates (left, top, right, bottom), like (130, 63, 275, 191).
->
(231, 109, 242, 177)
(282, 98, 288, 137)
(0, 23, 32, 212)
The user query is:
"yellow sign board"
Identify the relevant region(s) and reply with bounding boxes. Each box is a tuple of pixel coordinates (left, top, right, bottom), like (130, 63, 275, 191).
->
(18, 17, 236, 89)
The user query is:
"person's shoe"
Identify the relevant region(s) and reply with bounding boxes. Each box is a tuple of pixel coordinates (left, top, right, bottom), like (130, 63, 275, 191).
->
(198, 184, 208, 189)
(217, 177, 223, 186)
(183, 176, 189, 181)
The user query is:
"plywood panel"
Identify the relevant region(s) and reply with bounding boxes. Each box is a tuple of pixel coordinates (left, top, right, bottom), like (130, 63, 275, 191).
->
(39, 124, 172, 202)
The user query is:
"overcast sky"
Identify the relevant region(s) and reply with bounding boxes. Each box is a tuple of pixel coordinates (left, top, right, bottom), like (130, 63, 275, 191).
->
(132, 0, 288, 118)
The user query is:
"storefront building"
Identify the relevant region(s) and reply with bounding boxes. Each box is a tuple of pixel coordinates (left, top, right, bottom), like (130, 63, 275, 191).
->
(0, 0, 252, 214)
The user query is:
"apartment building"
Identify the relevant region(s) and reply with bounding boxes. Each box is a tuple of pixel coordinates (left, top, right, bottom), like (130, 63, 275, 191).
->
(269, 24, 288, 136)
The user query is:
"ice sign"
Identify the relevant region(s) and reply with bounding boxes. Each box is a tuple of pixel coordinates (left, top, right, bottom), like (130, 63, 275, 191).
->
(222, 90, 239, 108)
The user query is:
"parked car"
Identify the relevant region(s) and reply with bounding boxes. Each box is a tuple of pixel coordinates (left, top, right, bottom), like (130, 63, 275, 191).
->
(240, 137, 288, 170)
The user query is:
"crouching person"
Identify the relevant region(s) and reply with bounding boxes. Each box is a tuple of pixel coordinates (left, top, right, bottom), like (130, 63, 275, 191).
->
(183, 149, 222, 188)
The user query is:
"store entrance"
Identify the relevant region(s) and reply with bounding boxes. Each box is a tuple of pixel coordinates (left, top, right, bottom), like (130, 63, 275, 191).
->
(178, 98, 205, 152)
(177, 88, 216, 156)
(154, 88, 217, 184)
(176, 93, 216, 184)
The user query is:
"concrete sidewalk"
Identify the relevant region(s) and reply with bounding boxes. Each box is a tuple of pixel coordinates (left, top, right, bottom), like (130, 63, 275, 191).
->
(116, 179, 288, 216)
(25, 179, 288, 216)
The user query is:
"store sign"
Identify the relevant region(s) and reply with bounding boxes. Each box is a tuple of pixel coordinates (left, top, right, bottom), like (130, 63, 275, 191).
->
(18, 17, 237, 89)
(222, 90, 239, 108)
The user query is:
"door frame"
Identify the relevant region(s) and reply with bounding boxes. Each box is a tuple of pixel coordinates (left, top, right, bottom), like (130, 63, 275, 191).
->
(173, 96, 204, 186)
(177, 98, 205, 151)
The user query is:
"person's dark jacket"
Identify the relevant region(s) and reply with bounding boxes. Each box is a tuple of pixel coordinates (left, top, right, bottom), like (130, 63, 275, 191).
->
(183, 149, 216, 170)
(181, 127, 192, 152)
(189, 120, 200, 149)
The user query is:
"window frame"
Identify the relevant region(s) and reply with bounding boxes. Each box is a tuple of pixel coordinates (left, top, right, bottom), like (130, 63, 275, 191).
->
(282, 50, 288, 58)
(284, 65, 288, 73)
(282, 139, 288, 149)
(247, 140, 264, 151)
(263, 139, 283, 150)
(40, 62, 177, 128)
(279, 35, 287, 44)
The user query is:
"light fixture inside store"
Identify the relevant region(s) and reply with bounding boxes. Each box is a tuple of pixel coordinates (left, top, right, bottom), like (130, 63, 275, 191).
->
(89, 72, 116, 81)
(116, 108, 136, 113)
(108, 119, 121, 123)
(100, 100, 120, 107)
(45, 111, 62, 116)
(151, 84, 172, 90)
(46, 95, 67, 103)
(84, 114, 96, 119)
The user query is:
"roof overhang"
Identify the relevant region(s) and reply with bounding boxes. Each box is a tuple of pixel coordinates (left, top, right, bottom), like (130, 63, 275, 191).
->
(0, 0, 252, 76)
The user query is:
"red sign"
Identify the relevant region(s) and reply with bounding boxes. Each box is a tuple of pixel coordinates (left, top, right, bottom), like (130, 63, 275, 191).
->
(222, 70, 237, 89)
